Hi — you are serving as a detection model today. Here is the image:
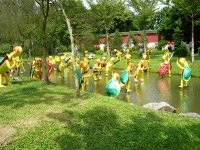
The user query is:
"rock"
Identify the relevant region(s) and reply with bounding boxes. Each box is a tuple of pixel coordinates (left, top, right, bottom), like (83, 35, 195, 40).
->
(143, 102, 176, 113)
(179, 112, 200, 119)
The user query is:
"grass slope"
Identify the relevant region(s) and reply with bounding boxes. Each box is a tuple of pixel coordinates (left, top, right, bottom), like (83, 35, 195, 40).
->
(0, 79, 200, 149)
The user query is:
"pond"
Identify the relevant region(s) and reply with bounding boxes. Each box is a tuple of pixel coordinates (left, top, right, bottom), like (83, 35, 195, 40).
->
(50, 69, 200, 114)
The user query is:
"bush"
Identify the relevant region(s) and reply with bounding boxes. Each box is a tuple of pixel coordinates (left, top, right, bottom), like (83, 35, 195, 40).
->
(0, 43, 12, 55)
(132, 51, 139, 56)
(152, 50, 164, 55)
(95, 50, 104, 55)
(59, 45, 69, 53)
(175, 45, 188, 57)
(157, 40, 168, 50)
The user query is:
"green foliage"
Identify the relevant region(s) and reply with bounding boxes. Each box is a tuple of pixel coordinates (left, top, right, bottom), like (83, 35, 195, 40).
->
(129, 0, 159, 31)
(175, 45, 188, 57)
(112, 30, 122, 49)
(152, 50, 164, 55)
(173, 19, 183, 47)
(95, 50, 104, 55)
(59, 45, 69, 53)
(157, 40, 168, 50)
(0, 43, 12, 55)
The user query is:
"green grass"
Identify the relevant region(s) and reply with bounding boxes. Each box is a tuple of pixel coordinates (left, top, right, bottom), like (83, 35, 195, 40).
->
(0, 79, 200, 149)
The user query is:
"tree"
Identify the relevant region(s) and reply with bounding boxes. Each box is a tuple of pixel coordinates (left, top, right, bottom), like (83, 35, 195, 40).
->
(112, 30, 122, 50)
(86, 0, 127, 58)
(172, 0, 200, 62)
(128, 0, 159, 53)
(57, 0, 81, 97)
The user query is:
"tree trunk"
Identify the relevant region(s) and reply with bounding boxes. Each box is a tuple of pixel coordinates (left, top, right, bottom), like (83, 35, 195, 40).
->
(143, 26, 147, 54)
(106, 28, 110, 58)
(29, 33, 32, 58)
(60, 2, 80, 97)
(191, 14, 194, 62)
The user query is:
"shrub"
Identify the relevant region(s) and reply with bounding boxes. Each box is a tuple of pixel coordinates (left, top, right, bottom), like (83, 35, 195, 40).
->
(175, 45, 188, 57)
(95, 50, 104, 55)
(157, 40, 168, 50)
(152, 50, 164, 56)
(59, 45, 69, 53)
(0, 43, 12, 55)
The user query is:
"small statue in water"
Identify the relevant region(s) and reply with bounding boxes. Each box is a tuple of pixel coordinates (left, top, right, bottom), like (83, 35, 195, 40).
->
(93, 59, 102, 81)
(79, 58, 91, 91)
(124, 49, 132, 65)
(120, 62, 134, 92)
(157, 55, 172, 77)
(114, 49, 123, 61)
(105, 73, 121, 97)
(176, 58, 192, 88)
(140, 54, 150, 72)
(134, 60, 145, 82)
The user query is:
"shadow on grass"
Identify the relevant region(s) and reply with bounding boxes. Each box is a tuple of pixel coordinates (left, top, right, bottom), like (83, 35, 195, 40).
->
(0, 81, 77, 108)
(47, 106, 200, 150)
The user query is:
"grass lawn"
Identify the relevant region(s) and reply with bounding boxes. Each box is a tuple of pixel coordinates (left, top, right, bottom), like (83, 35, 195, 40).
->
(0, 78, 200, 149)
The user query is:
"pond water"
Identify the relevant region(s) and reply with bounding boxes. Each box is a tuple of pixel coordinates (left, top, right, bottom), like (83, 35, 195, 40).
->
(50, 69, 200, 114)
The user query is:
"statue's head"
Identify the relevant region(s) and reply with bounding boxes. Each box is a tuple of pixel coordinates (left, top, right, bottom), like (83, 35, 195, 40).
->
(179, 58, 186, 65)
(13, 46, 23, 55)
(112, 73, 119, 80)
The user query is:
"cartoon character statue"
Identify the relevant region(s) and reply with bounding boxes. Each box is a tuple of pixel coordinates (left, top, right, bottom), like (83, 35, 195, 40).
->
(114, 49, 122, 61)
(64, 54, 72, 70)
(100, 57, 107, 71)
(47, 56, 55, 80)
(93, 59, 102, 81)
(105, 57, 116, 77)
(134, 60, 145, 82)
(11, 56, 25, 80)
(58, 56, 66, 78)
(141, 54, 150, 71)
(84, 50, 89, 60)
(105, 73, 121, 97)
(146, 48, 152, 61)
(157, 55, 172, 77)
(124, 49, 132, 65)
(80, 58, 91, 91)
(75, 58, 83, 89)
(176, 58, 192, 88)
(0, 46, 23, 87)
(31, 57, 43, 80)
(120, 62, 134, 92)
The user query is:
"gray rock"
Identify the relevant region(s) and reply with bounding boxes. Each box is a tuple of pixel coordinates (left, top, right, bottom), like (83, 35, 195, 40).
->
(180, 112, 200, 119)
(143, 102, 176, 113)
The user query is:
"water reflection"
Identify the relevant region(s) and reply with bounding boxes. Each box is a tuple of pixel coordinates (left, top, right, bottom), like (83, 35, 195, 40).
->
(23, 62, 200, 114)
(61, 70, 200, 114)
(179, 90, 190, 113)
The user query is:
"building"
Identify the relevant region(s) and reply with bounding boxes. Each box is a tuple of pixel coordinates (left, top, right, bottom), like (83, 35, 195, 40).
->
(98, 30, 158, 50)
